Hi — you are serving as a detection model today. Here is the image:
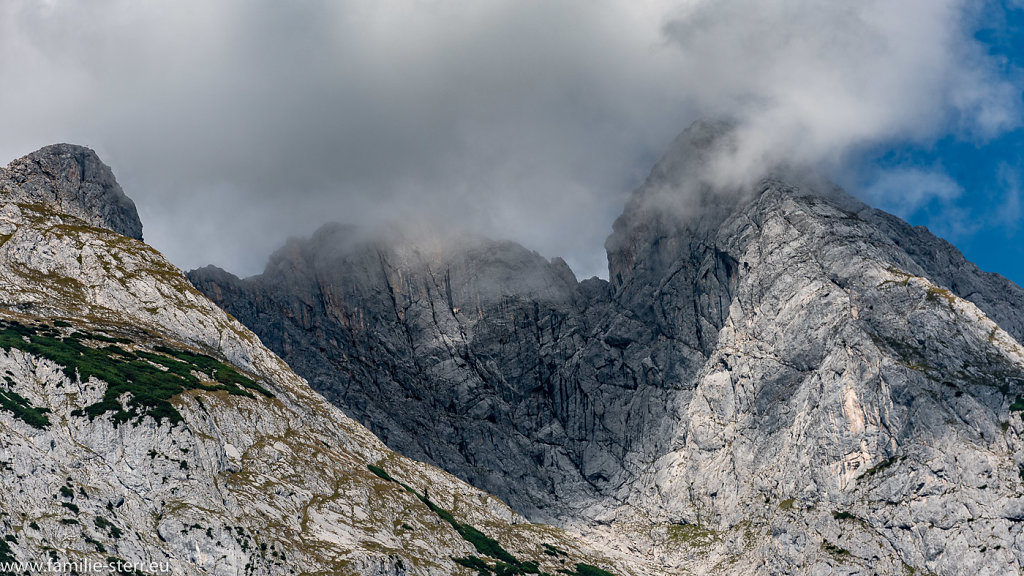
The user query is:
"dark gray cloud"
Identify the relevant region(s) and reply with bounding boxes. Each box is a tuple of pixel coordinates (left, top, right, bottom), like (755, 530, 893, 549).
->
(0, 1, 1019, 279)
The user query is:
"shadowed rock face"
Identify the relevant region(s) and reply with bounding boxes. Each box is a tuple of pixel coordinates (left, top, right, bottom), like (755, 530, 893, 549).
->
(189, 226, 635, 521)
(1, 143, 143, 240)
(191, 122, 1024, 574)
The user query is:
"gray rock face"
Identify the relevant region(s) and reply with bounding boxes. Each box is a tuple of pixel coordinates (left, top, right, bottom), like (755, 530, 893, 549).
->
(191, 121, 1024, 575)
(856, 204, 1024, 343)
(190, 225, 608, 521)
(0, 144, 143, 240)
(0, 163, 637, 575)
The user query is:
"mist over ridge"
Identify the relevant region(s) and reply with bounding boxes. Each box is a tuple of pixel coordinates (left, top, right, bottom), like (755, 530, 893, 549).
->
(1, 0, 1021, 282)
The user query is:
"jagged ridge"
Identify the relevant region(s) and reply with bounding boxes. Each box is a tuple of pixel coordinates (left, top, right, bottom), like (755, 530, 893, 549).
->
(191, 121, 1024, 575)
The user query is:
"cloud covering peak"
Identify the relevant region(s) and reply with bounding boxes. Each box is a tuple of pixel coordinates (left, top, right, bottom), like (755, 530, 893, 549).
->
(0, 1, 1019, 280)
(661, 0, 1019, 188)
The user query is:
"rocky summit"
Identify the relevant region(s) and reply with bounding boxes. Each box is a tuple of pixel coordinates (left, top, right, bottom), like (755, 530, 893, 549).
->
(0, 144, 143, 241)
(0, 148, 636, 575)
(191, 121, 1024, 575)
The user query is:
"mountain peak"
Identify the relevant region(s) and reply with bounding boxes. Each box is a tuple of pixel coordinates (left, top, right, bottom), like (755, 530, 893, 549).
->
(188, 127, 1024, 574)
(647, 118, 738, 186)
(0, 143, 143, 240)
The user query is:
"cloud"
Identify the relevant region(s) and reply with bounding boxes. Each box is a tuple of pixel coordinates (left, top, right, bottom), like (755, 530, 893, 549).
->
(868, 141, 1024, 286)
(659, 0, 1021, 189)
(859, 162, 1024, 243)
(996, 164, 1023, 230)
(1, 0, 694, 279)
(0, 1, 1019, 280)
(862, 168, 964, 217)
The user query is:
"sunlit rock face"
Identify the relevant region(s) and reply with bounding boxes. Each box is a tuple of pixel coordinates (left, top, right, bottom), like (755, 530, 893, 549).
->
(193, 121, 1024, 575)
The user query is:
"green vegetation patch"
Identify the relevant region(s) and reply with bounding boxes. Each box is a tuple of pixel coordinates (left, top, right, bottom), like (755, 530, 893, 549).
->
(367, 464, 613, 576)
(365, 464, 517, 564)
(455, 555, 494, 575)
(925, 285, 956, 308)
(0, 537, 13, 573)
(0, 383, 49, 428)
(877, 267, 912, 288)
(573, 565, 615, 576)
(0, 319, 272, 427)
(1010, 397, 1024, 412)
(417, 490, 519, 565)
(495, 561, 539, 575)
(857, 456, 903, 480)
(666, 523, 720, 547)
(367, 464, 395, 482)
(0, 536, 14, 568)
(542, 544, 567, 557)
(95, 516, 122, 539)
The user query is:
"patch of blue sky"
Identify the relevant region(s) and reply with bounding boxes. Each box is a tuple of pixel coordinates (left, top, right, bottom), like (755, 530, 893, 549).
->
(853, 1, 1024, 285)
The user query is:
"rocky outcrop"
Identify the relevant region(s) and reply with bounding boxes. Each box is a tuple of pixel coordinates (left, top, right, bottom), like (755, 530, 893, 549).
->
(0, 164, 636, 575)
(0, 144, 143, 240)
(192, 121, 1024, 575)
(856, 204, 1024, 343)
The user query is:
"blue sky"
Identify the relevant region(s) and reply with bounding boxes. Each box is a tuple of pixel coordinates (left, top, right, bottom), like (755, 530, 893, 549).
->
(860, 130, 1024, 285)
(854, 3, 1024, 285)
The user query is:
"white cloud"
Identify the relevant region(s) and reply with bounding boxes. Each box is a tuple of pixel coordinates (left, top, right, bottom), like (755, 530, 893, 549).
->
(996, 164, 1023, 229)
(860, 163, 1024, 243)
(0, 1, 1019, 279)
(862, 168, 964, 218)
(659, 0, 1021, 188)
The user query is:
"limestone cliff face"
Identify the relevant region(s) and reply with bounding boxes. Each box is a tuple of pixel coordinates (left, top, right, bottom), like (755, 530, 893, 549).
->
(191, 122, 1024, 575)
(0, 146, 635, 576)
(0, 144, 143, 240)
(190, 226, 603, 522)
